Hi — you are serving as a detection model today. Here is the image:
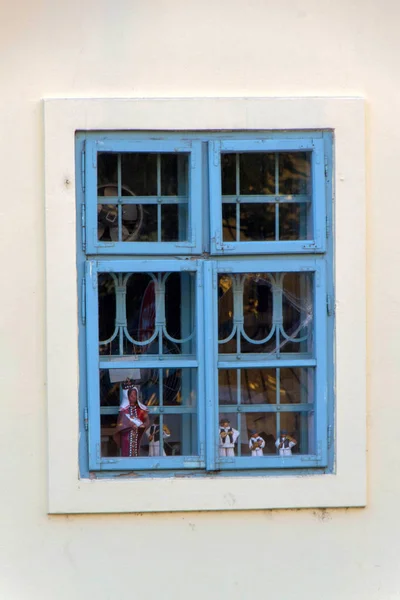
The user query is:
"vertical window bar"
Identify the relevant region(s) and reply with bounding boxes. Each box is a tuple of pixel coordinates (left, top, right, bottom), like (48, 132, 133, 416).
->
(159, 413, 164, 457)
(236, 368, 241, 456)
(117, 154, 122, 242)
(118, 274, 124, 356)
(275, 152, 279, 241)
(236, 153, 240, 243)
(157, 153, 162, 242)
(276, 367, 281, 453)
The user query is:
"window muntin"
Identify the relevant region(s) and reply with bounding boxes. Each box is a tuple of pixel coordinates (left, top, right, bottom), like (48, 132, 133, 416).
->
(209, 138, 325, 254)
(85, 139, 202, 254)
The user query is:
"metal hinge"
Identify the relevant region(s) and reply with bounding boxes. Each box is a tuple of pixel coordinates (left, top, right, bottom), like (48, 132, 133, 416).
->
(81, 142, 86, 191)
(81, 278, 86, 325)
(326, 216, 331, 238)
(84, 407, 88, 431)
(326, 294, 334, 317)
(81, 204, 86, 252)
(326, 294, 335, 317)
(324, 154, 329, 178)
(327, 425, 333, 449)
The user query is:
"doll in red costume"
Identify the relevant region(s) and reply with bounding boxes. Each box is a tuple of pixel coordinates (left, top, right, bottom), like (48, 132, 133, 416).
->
(113, 380, 150, 457)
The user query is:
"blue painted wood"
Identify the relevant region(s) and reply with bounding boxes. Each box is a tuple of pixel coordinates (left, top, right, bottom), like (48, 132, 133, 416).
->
(77, 131, 334, 476)
(209, 138, 326, 255)
(85, 138, 203, 255)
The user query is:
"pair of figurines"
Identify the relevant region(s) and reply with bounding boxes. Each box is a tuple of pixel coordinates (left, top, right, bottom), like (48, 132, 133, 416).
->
(219, 418, 297, 457)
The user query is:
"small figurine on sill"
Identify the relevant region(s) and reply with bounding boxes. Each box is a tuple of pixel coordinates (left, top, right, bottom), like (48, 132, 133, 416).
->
(146, 417, 171, 457)
(249, 429, 265, 457)
(275, 430, 297, 456)
(219, 418, 239, 457)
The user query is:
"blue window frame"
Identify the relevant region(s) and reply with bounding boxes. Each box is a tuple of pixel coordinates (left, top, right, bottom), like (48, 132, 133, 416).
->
(209, 138, 326, 254)
(84, 138, 203, 255)
(77, 131, 334, 476)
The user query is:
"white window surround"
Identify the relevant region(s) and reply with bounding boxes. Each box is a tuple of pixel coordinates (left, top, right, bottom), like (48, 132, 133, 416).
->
(44, 96, 366, 514)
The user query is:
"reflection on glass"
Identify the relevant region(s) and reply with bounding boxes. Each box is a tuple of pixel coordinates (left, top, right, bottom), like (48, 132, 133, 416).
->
(221, 154, 236, 195)
(219, 368, 314, 405)
(222, 203, 236, 241)
(280, 367, 313, 404)
(99, 271, 196, 356)
(219, 369, 276, 404)
(121, 153, 157, 195)
(279, 152, 311, 195)
(240, 153, 275, 195)
(240, 204, 275, 241)
(279, 203, 310, 240)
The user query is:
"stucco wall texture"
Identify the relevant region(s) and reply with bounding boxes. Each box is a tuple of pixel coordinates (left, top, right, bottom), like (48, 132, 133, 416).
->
(0, 1, 396, 598)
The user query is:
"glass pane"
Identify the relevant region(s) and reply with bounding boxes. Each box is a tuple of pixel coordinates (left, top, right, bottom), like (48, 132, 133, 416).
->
(278, 411, 314, 455)
(279, 203, 311, 241)
(99, 371, 197, 458)
(162, 204, 179, 241)
(220, 151, 313, 243)
(219, 368, 277, 404)
(279, 152, 311, 195)
(221, 153, 236, 195)
(101, 412, 198, 458)
(281, 272, 313, 354)
(97, 153, 189, 243)
(217, 272, 313, 355)
(218, 412, 277, 456)
(240, 153, 275, 195)
(121, 153, 157, 195)
(240, 203, 275, 241)
(145, 413, 197, 457)
(121, 204, 147, 241)
(280, 367, 314, 404)
(98, 203, 118, 242)
(222, 203, 236, 241)
(161, 154, 188, 196)
(242, 273, 275, 353)
(97, 153, 118, 187)
(99, 271, 196, 356)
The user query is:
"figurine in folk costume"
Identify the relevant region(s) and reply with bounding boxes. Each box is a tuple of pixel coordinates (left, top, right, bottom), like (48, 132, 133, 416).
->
(219, 418, 239, 457)
(275, 430, 297, 456)
(249, 429, 265, 457)
(113, 380, 149, 457)
(146, 417, 171, 456)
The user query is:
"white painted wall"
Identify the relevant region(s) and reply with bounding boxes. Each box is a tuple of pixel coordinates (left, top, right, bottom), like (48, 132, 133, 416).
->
(0, 0, 396, 598)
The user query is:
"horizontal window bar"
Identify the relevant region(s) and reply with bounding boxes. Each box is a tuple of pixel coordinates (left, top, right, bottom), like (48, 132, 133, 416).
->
(99, 358, 198, 369)
(221, 194, 311, 204)
(217, 358, 316, 368)
(97, 195, 188, 205)
(218, 404, 313, 413)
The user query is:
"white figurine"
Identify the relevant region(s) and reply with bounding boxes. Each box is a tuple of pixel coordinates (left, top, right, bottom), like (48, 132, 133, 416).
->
(275, 430, 297, 456)
(219, 418, 239, 457)
(146, 418, 171, 457)
(249, 429, 265, 456)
